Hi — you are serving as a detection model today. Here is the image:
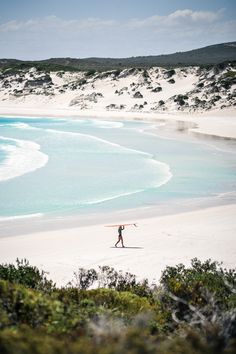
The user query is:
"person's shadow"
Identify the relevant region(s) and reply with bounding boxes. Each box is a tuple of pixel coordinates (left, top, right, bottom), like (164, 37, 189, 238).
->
(110, 246, 143, 249)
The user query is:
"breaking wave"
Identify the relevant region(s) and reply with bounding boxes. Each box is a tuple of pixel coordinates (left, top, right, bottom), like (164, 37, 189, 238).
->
(0, 136, 48, 182)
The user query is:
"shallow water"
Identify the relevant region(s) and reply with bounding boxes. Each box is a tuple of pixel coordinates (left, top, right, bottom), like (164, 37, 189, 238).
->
(0, 116, 235, 219)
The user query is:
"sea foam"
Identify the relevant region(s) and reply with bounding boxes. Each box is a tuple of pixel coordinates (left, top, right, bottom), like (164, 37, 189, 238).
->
(0, 213, 43, 222)
(0, 136, 49, 181)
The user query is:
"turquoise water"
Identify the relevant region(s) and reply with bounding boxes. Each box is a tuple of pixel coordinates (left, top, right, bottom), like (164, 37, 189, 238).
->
(0, 117, 236, 219)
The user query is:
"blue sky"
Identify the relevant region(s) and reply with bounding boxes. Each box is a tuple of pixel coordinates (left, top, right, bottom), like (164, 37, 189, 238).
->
(0, 0, 235, 59)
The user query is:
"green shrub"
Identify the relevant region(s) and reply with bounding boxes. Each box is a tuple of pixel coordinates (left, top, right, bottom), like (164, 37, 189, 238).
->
(85, 69, 96, 77)
(0, 280, 63, 328)
(98, 266, 153, 299)
(113, 69, 121, 77)
(72, 265, 153, 299)
(224, 71, 236, 78)
(159, 258, 236, 345)
(0, 259, 235, 353)
(160, 258, 235, 307)
(78, 288, 152, 317)
(0, 259, 55, 292)
(73, 268, 98, 290)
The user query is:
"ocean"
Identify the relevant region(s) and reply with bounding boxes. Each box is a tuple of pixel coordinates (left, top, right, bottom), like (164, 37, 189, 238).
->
(0, 116, 236, 220)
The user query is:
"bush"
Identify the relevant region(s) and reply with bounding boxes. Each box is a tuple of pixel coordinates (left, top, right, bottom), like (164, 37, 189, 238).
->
(113, 69, 121, 77)
(85, 69, 96, 77)
(160, 258, 235, 307)
(0, 259, 55, 292)
(78, 288, 152, 317)
(0, 259, 235, 353)
(159, 258, 236, 345)
(72, 268, 98, 290)
(71, 266, 153, 299)
(0, 280, 63, 329)
(224, 71, 236, 78)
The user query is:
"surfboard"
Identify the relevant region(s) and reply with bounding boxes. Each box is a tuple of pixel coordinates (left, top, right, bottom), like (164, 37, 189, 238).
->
(105, 223, 137, 227)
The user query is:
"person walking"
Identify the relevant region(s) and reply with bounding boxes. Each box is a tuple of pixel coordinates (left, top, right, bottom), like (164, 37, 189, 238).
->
(115, 225, 125, 247)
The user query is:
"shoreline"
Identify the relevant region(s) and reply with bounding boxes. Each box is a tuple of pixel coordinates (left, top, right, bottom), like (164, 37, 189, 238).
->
(0, 107, 236, 285)
(0, 106, 235, 140)
(1, 191, 235, 238)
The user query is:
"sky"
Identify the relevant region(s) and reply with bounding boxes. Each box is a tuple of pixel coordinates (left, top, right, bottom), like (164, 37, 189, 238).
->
(0, 0, 235, 60)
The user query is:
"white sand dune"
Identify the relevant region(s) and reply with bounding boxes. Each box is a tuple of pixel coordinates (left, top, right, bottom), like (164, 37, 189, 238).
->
(0, 65, 235, 138)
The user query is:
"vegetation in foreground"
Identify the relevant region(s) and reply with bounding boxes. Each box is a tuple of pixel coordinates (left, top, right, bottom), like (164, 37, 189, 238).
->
(0, 258, 235, 354)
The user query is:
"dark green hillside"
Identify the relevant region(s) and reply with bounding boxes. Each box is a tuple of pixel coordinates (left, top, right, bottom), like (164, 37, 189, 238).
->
(0, 41, 236, 72)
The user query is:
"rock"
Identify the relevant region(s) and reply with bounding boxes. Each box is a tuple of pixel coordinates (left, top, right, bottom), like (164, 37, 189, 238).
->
(106, 104, 117, 110)
(197, 82, 204, 88)
(142, 70, 151, 82)
(24, 74, 52, 88)
(173, 94, 188, 106)
(15, 77, 23, 83)
(208, 85, 220, 94)
(118, 68, 136, 78)
(12, 89, 23, 96)
(69, 92, 103, 106)
(158, 100, 165, 106)
(106, 104, 125, 110)
(210, 95, 221, 104)
(133, 91, 143, 98)
(2, 80, 11, 88)
(168, 79, 175, 84)
(114, 87, 128, 95)
(152, 86, 162, 92)
(219, 77, 236, 90)
(164, 69, 175, 79)
(56, 72, 64, 77)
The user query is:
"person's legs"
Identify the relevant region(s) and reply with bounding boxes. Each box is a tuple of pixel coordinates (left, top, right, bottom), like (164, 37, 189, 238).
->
(121, 236, 124, 248)
(115, 236, 121, 247)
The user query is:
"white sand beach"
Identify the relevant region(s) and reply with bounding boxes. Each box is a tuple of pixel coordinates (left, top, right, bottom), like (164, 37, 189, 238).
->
(0, 103, 236, 286)
(0, 204, 235, 286)
(0, 106, 236, 139)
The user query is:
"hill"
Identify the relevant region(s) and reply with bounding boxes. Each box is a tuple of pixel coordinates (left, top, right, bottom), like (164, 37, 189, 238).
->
(0, 41, 236, 72)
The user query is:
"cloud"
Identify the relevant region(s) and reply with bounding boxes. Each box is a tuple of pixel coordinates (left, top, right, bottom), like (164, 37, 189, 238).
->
(0, 9, 229, 32)
(0, 15, 117, 33)
(126, 9, 224, 29)
(0, 9, 235, 59)
(0, 9, 225, 33)
(168, 9, 222, 23)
